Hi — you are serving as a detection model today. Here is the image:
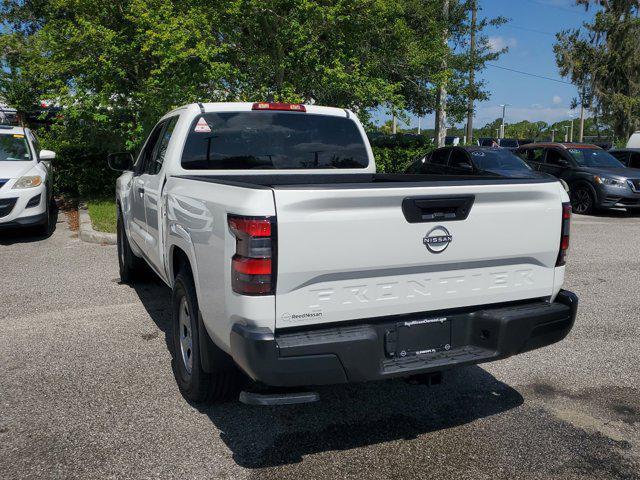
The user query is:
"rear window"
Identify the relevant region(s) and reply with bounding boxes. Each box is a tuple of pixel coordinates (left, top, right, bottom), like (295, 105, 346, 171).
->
(181, 112, 369, 170)
(0, 134, 31, 162)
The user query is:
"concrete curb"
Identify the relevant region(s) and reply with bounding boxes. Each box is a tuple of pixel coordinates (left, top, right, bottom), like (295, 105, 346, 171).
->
(78, 204, 117, 245)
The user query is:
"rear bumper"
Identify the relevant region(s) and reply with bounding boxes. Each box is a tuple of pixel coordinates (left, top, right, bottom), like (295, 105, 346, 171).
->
(230, 290, 579, 387)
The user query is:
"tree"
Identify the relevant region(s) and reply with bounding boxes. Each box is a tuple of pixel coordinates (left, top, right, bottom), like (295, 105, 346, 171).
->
(461, 1, 507, 144)
(555, 1, 640, 140)
(0, 0, 457, 195)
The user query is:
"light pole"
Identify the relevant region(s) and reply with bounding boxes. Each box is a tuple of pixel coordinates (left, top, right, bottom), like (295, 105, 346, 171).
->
(551, 128, 557, 142)
(499, 104, 509, 138)
(563, 125, 570, 142)
(418, 117, 421, 135)
(567, 111, 576, 142)
(495, 128, 500, 139)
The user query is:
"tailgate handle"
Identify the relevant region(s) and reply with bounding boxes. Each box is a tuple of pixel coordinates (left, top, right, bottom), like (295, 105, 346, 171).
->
(402, 196, 475, 223)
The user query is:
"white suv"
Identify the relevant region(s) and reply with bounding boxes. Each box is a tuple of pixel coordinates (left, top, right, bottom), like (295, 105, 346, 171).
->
(0, 125, 55, 234)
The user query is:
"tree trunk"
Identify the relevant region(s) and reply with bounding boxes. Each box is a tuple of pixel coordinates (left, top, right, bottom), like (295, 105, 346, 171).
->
(466, 0, 477, 146)
(434, 0, 450, 148)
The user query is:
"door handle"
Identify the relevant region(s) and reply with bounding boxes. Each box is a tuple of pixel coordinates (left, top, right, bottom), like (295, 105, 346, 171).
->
(137, 186, 145, 197)
(402, 196, 475, 223)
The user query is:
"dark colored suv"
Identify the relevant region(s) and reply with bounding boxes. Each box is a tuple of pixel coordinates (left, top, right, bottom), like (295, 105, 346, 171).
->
(516, 142, 640, 214)
(406, 146, 548, 178)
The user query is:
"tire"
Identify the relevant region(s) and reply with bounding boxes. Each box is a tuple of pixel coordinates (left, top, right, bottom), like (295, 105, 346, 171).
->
(117, 208, 144, 283)
(36, 197, 51, 236)
(571, 186, 595, 215)
(171, 269, 239, 403)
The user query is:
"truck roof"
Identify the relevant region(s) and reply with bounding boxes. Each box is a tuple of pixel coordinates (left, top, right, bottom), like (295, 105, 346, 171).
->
(166, 102, 351, 120)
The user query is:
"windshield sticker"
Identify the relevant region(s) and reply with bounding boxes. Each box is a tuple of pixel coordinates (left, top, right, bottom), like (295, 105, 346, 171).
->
(194, 117, 211, 133)
(471, 151, 486, 157)
(13, 134, 24, 138)
(568, 149, 581, 154)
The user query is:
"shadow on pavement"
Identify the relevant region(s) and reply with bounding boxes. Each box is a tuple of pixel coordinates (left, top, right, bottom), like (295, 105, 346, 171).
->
(0, 207, 59, 245)
(202, 367, 523, 468)
(131, 276, 524, 469)
(131, 275, 173, 353)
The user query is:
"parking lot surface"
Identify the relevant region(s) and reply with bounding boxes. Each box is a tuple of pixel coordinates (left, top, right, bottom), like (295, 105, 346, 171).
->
(1, 212, 639, 479)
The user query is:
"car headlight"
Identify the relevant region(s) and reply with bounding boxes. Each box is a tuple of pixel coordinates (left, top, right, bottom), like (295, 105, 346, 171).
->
(12, 175, 43, 189)
(594, 175, 626, 188)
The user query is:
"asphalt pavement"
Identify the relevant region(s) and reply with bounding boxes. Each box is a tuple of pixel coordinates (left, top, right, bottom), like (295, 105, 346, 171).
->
(1, 211, 639, 479)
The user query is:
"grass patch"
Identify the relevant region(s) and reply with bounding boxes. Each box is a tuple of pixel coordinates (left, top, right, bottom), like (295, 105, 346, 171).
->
(87, 198, 117, 234)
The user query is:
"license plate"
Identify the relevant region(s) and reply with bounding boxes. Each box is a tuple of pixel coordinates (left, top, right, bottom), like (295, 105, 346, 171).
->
(388, 317, 451, 358)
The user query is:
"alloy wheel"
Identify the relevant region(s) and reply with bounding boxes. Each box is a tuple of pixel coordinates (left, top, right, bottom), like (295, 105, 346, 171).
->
(178, 296, 193, 375)
(572, 189, 591, 214)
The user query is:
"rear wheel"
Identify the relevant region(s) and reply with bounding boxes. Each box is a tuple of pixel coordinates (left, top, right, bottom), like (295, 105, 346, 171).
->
(571, 186, 595, 215)
(117, 208, 144, 283)
(171, 269, 240, 403)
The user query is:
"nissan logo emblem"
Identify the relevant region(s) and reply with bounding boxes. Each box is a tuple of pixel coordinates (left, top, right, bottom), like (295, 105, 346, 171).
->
(423, 226, 452, 254)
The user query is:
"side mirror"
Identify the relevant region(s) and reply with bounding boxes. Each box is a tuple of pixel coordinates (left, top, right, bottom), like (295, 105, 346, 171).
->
(108, 152, 134, 172)
(458, 163, 474, 171)
(558, 159, 569, 167)
(39, 149, 56, 161)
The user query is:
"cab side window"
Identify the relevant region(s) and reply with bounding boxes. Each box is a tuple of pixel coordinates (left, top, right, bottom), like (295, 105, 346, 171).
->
(630, 152, 640, 169)
(146, 116, 178, 175)
(135, 122, 166, 175)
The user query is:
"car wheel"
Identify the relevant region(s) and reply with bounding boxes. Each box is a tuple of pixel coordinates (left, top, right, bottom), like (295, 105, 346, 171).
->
(117, 208, 144, 283)
(571, 186, 594, 215)
(36, 197, 51, 236)
(171, 269, 240, 403)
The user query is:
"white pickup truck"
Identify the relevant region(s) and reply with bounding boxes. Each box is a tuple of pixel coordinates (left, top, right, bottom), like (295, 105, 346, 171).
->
(110, 102, 578, 404)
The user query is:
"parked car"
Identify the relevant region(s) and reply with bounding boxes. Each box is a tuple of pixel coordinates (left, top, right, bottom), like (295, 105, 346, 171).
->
(444, 135, 460, 146)
(516, 142, 640, 215)
(110, 102, 577, 405)
(609, 148, 640, 169)
(405, 146, 549, 179)
(0, 125, 55, 233)
(627, 131, 640, 149)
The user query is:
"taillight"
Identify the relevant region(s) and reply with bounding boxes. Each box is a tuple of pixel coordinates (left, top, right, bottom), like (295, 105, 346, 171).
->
(556, 202, 571, 266)
(228, 215, 276, 295)
(252, 102, 306, 112)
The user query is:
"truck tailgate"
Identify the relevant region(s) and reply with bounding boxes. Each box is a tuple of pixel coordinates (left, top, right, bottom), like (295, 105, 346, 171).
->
(273, 181, 563, 328)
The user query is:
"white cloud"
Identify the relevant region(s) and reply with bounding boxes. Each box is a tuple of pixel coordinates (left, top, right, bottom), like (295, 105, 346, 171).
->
(552, 95, 562, 105)
(487, 36, 518, 53)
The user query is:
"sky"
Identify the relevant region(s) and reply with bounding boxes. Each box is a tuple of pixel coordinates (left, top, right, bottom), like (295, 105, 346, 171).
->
(374, 0, 597, 130)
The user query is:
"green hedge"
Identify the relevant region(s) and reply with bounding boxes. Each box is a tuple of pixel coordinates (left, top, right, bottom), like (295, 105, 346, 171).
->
(369, 133, 434, 173)
(52, 145, 119, 198)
